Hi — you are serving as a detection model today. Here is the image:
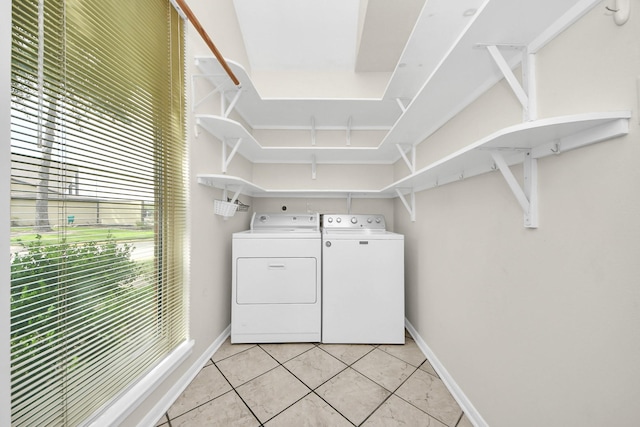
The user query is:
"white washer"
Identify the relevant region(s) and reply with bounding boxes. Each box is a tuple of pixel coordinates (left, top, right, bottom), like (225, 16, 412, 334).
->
(232, 212, 321, 343)
(322, 214, 405, 344)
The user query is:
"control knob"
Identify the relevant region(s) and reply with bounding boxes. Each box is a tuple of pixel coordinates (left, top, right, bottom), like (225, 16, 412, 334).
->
(350, 217, 358, 224)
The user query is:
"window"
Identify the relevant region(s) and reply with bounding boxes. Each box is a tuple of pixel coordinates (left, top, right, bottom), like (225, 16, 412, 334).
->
(10, 0, 187, 425)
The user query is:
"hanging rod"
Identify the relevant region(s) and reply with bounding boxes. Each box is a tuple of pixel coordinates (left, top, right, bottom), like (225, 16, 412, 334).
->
(173, 0, 241, 87)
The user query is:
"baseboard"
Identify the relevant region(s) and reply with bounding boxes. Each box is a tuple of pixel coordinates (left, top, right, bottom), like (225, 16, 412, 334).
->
(136, 325, 232, 427)
(405, 319, 489, 427)
(87, 339, 194, 427)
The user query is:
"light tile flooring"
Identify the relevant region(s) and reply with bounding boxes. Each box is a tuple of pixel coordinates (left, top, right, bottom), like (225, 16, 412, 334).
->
(156, 331, 473, 427)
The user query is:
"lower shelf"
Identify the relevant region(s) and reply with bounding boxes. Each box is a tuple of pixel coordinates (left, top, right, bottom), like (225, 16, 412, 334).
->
(197, 111, 632, 227)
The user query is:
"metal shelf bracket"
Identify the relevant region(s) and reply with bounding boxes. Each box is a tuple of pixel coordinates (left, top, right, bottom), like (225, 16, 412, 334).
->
(491, 150, 538, 228)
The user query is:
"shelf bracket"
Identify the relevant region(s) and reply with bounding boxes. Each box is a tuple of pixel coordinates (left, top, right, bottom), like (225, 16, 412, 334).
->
(491, 151, 538, 228)
(222, 89, 242, 118)
(222, 184, 243, 205)
(311, 116, 316, 146)
(396, 98, 409, 113)
(486, 45, 529, 110)
(483, 45, 537, 121)
(222, 137, 243, 174)
(191, 74, 223, 112)
(521, 49, 538, 121)
(311, 155, 317, 180)
(396, 188, 416, 222)
(396, 144, 416, 174)
(346, 116, 352, 146)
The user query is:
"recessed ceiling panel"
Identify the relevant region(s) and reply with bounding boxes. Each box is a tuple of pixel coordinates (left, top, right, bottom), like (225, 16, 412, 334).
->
(233, 0, 360, 71)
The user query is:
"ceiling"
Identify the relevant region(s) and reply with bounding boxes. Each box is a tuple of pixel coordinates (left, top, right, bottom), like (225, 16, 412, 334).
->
(232, 0, 426, 73)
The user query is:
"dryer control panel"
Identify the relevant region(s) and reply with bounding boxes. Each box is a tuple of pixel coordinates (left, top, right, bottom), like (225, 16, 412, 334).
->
(322, 214, 386, 230)
(251, 212, 319, 231)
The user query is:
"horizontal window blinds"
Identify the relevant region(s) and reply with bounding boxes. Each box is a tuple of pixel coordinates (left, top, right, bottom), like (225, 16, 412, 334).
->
(10, 0, 187, 425)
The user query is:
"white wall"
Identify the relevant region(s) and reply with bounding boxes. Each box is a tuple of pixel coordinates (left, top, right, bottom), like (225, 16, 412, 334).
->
(252, 163, 393, 191)
(395, 3, 640, 426)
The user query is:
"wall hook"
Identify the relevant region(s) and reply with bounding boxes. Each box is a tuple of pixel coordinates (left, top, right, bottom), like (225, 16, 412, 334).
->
(607, 0, 630, 25)
(550, 143, 561, 154)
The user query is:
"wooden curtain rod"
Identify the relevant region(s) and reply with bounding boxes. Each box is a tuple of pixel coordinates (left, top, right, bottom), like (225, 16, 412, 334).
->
(173, 0, 241, 87)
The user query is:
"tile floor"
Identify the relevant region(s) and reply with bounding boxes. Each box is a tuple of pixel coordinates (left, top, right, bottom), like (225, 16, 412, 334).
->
(156, 331, 473, 427)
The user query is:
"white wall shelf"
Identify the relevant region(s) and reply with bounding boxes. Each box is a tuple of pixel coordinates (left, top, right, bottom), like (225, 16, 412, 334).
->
(194, 0, 601, 166)
(195, 115, 394, 165)
(198, 111, 631, 226)
(193, 0, 627, 227)
(194, 57, 400, 130)
(379, 0, 602, 149)
(382, 112, 631, 227)
(197, 174, 385, 200)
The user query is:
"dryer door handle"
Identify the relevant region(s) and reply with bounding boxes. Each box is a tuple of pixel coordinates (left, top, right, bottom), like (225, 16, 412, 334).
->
(268, 263, 286, 269)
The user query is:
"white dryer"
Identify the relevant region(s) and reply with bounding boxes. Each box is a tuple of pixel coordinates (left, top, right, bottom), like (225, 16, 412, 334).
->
(232, 212, 321, 343)
(322, 214, 404, 344)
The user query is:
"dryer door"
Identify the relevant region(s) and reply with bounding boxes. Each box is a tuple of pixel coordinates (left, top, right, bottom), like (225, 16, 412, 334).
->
(236, 257, 318, 304)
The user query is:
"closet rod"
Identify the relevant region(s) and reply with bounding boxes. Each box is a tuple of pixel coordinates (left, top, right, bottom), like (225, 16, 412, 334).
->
(174, 0, 241, 87)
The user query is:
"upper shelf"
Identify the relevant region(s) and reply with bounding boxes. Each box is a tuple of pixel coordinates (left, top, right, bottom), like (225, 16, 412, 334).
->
(379, 0, 601, 148)
(195, 0, 600, 165)
(194, 57, 400, 130)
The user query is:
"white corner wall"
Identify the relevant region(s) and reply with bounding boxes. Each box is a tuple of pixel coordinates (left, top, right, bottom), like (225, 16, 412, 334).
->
(396, 3, 640, 427)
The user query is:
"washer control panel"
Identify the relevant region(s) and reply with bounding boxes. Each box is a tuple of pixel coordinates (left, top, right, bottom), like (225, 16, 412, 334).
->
(322, 214, 386, 230)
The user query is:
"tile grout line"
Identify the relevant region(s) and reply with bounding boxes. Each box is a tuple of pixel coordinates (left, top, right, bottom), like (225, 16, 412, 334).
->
(257, 344, 363, 426)
(211, 360, 264, 426)
(211, 344, 257, 364)
(353, 362, 421, 426)
(164, 356, 255, 423)
(277, 362, 354, 425)
(258, 344, 354, 425)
